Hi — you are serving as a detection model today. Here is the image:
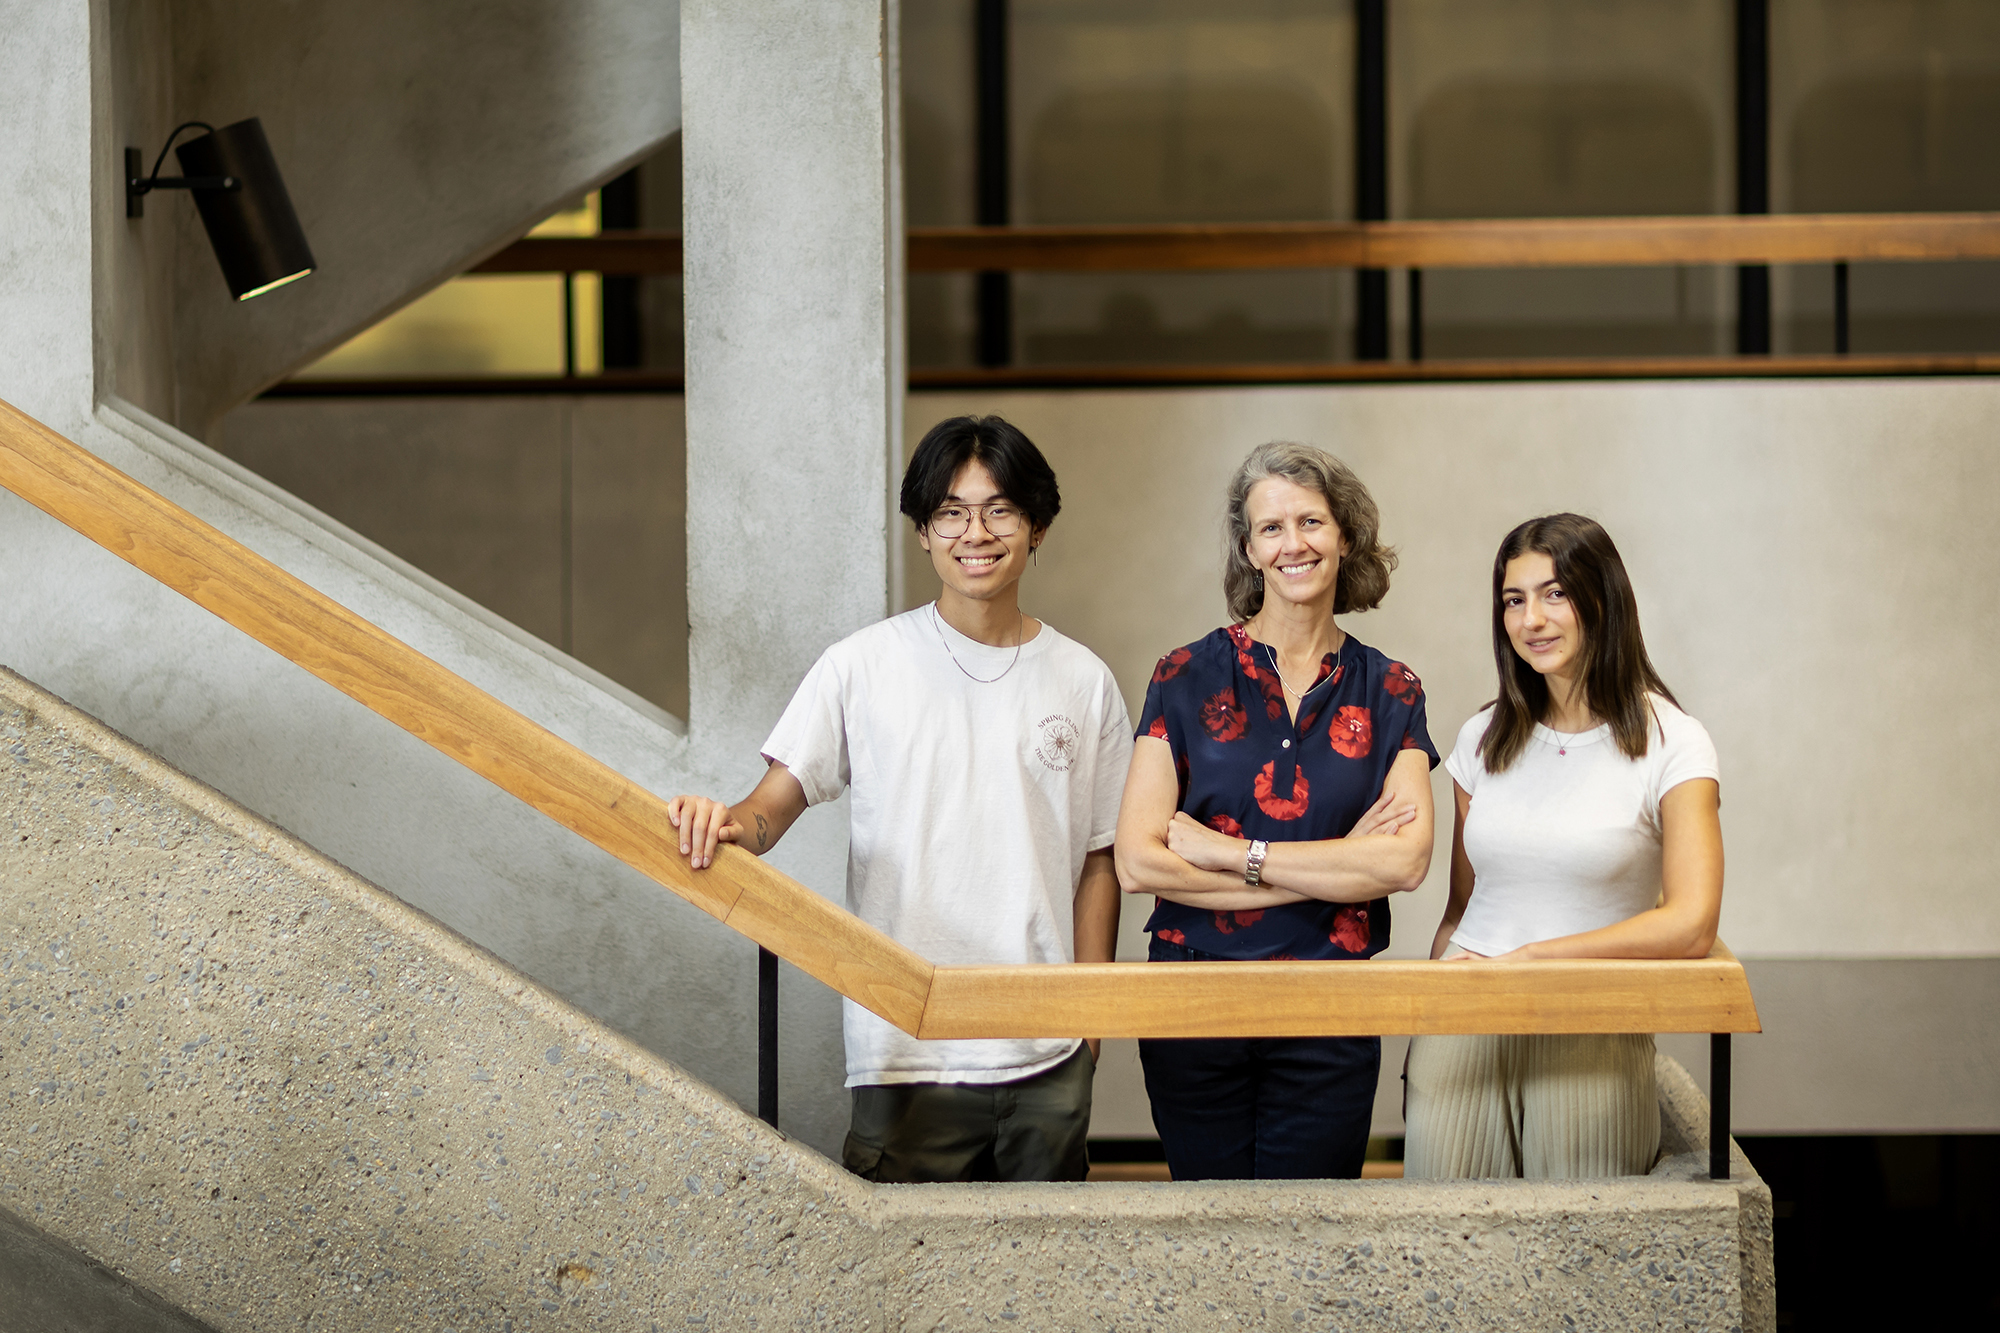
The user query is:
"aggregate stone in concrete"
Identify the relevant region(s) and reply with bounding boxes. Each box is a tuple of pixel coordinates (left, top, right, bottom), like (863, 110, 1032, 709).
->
(0, 666, 1771, 1332)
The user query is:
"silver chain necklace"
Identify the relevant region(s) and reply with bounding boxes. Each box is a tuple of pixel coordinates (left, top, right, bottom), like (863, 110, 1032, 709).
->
(1264, 640, 1339, 700)
(931, 602, 1024, 684)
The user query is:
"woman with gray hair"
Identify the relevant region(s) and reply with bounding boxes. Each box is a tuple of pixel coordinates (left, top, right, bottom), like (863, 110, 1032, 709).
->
(1114, 442, 1441, 1180)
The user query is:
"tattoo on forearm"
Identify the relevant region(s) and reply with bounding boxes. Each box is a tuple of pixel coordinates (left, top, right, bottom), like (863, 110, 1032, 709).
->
(754, 813, 769, 851)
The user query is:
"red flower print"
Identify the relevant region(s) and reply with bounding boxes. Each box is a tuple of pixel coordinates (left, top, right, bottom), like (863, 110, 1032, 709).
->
(1199, 689, 1248, 742)
(1400, 733, 1420, 750)
(1329, 705, 1373, 759)
(1330, 905, 1371, 953)
(1227, 625, 1288, 720)
(1147, 716, 1169, 740)
(1384, 661, 1422, 704)
(1204, 812, 1243, 838)
(1212, 909, 1266, 935)
(1152, 646, 1194, 682)
(1269, 952, 1299, 961)
(1253, 761, 1310, 820)
(1157, 929, 1187, 946)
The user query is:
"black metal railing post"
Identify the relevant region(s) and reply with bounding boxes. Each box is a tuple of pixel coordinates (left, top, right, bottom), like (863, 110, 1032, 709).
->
(1355, 0, 1389, 360)
(1834, 261, 1850, 353)
(1734, 0, 1771, 354)
(1710, 1032, 1732, 1180)
(757, 946, 779, 1126)
(599, 167, 643, 370)
(974, 0, 1012, 367)
(561, 271, 577, 378)
(1407, 268, 1424, 361)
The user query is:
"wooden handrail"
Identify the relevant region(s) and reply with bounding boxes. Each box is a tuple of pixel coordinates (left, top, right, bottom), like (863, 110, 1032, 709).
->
(0, 397, 1758, 1037)
(0, 397, 932, 1033)
(470, 212, 2000, 276)
(919, 947, 1760, 1039)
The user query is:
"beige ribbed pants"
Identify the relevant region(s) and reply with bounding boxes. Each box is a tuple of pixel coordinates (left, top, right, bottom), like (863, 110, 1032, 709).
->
(1403, 1034, 1659, 1180)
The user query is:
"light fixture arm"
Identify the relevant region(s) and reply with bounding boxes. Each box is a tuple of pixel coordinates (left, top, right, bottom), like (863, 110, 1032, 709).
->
(126, 122, 239, 218)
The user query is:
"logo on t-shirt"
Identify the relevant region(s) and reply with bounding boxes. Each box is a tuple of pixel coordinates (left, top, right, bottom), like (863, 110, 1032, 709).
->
(1034, 714, 1082, 772)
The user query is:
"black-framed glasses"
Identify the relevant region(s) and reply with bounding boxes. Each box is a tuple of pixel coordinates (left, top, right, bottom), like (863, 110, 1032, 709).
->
(928, 502, 1025, 539)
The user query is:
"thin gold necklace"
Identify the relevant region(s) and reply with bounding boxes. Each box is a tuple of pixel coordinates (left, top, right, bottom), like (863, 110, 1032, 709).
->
(1262, 636, 1343, 700)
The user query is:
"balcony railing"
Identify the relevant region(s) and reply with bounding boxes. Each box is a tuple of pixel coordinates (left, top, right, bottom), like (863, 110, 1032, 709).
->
(474, 212, 2000, 274)
(345, 211, 1999, 389)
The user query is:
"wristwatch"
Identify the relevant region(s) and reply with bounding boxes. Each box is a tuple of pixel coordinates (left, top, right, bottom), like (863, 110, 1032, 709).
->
(1244, 839, 1269, 886)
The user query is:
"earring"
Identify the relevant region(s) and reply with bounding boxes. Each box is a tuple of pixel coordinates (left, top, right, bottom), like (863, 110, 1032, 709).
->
(1254, 569, 1264, 589)
(1031, 543, 1039, 566)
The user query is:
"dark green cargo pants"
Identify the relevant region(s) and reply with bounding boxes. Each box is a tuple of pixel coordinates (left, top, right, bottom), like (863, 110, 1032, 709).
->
(842, 1043, 1094, 1183)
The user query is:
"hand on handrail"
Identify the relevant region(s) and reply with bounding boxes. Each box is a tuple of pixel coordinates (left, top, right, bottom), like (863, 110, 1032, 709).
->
(667, 761, 809, 869)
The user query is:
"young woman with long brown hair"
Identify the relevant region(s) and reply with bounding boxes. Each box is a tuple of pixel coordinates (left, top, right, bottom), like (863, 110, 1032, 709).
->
(1404, 513, 1724, 1179)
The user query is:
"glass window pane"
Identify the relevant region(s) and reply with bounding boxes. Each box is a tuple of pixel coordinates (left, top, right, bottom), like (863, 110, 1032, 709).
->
(1008, 0, 1356, 367)
(1774, 0, 2000, 353)
(1394, 0, 1733, 359)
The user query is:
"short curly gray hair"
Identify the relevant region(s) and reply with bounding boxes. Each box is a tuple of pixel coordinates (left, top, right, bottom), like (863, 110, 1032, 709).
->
(1223, 441, 1398, 622)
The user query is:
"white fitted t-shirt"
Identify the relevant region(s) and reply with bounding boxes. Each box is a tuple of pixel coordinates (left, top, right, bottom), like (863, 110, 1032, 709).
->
(761, 606, 1132, 1087)
(1444, 696, 1719, 958)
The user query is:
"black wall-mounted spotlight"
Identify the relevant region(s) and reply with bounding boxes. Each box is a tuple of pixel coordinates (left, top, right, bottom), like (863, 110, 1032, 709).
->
(127, 118, 316, 301)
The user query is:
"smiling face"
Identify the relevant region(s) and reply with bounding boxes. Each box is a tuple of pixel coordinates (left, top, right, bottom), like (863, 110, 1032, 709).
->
(1501, 550, 1585, 687)
(1243, 476, 1348, 613)
(916, 458, 1042, 609)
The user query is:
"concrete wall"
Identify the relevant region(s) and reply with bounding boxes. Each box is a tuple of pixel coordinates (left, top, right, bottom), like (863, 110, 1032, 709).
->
(214, 396, 690, 719)
(0, 0, 866, 1164)
(0, 666, 1772, 1333)
(100, 0, 682, 436)
(906, 378, 2000, 959)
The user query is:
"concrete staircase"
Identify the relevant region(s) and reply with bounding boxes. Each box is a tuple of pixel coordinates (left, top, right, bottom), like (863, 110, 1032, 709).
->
(1, 666, 1771, 1332)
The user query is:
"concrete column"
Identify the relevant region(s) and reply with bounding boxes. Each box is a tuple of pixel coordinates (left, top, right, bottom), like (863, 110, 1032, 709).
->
(0, 0, 96, 431)
(682, 0, 903, 773)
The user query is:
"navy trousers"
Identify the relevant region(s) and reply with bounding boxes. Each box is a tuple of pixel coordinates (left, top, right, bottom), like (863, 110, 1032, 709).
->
(1139, 941, 1380, 1181)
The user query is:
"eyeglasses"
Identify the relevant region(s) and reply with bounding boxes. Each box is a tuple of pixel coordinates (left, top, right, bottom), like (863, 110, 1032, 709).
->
(928, 502, 1025, 539)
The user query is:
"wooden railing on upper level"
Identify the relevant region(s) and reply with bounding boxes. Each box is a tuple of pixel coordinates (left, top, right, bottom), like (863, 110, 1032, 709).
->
(471, 212, 2000, 276)
(0, 397, 1759, 1042)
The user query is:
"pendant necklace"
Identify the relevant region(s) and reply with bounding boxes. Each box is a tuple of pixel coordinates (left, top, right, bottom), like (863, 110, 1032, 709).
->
(1263, 638, 1341, 701)
(931, 601, 1024, 684)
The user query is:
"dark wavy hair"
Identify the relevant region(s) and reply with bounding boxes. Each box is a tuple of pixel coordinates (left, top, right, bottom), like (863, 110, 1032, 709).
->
(1223, 442, 1396, 622)
(900, 415, 1061, 533)
(1479, 513, 1676, 773)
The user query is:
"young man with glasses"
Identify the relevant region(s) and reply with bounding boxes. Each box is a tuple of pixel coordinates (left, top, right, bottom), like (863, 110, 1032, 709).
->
(668, 415, 1131, 1183)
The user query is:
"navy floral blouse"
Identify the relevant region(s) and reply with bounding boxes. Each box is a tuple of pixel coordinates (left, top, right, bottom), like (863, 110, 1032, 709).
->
(1136, 625, 1439, 961)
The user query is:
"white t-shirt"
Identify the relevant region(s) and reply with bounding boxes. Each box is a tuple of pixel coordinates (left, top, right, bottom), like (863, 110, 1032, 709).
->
(1443, 695, 1719, 958)
(761, 605, 1133, 1087)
